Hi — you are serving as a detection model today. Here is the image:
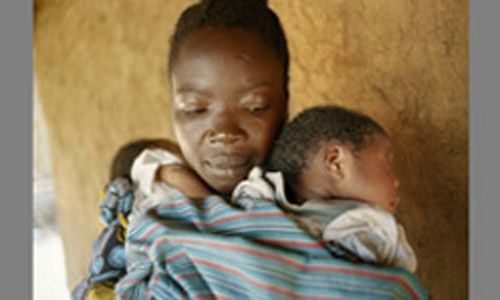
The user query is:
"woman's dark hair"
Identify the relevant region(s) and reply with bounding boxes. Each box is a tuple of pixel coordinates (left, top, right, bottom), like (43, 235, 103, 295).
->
(267, 105, 387, 187)
(168, 0, 290, 99)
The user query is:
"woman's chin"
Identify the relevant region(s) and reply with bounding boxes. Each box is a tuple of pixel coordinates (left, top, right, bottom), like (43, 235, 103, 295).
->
(202, 170, 248, 196)
(199, 161, 250, 194)
(206, 179, 240, 196)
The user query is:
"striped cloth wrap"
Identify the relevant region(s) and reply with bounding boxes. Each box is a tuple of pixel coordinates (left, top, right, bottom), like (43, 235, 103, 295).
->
(116, 190, 428, 300)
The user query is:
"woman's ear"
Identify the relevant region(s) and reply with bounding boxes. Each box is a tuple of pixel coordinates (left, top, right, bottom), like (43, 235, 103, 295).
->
(323, 143, 349, 180)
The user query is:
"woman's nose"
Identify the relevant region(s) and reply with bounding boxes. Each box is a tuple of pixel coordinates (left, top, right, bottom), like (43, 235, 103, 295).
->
(207, 109, 245, 145)
(208, 131, 245, 145)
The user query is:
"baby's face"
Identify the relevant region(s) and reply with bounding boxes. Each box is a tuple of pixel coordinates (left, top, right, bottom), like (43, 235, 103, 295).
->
(347, 134, 400, 213)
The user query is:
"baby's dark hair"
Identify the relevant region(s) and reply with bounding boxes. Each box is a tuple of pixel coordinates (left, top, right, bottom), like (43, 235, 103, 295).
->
(168, 0, 289, 97)
(267, 105, 387, 186)
(109, 138, 181, 182)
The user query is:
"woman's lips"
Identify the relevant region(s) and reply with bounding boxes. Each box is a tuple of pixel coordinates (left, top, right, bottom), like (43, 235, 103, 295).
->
(205, 154, 249, 166)
(202, 155, 251, 180)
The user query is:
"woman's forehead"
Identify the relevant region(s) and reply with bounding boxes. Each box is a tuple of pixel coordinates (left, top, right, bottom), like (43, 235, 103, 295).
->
(170, 28, 284, 95)
(180, 27, 275, 56)
(172, 28, 282, 73)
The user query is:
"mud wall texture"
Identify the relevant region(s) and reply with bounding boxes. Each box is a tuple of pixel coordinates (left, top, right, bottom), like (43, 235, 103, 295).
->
(34, 0, 468, 298)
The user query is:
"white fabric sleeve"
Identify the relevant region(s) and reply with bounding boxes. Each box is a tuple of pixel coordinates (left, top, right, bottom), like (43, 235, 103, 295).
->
(394, 224, 418, 272)
(323, 204, 417, 273)
(130, 148, 184, 196)
(231, 166, 288, 207)
(231, 167, 275, 202)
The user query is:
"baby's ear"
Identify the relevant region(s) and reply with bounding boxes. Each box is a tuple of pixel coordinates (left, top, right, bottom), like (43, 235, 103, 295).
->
(323, 143, 350, 180)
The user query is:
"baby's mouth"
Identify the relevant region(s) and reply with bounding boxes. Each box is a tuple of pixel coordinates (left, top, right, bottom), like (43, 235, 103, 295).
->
(390, 196, 401, 211)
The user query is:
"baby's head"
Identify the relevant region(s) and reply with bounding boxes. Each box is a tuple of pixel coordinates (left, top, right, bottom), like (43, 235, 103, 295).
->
(267, 106, 400, 213)
(109, 138, 181, 182)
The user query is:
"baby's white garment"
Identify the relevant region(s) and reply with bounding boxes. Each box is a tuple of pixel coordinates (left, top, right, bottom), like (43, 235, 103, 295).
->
(129, 148, 184, 223)
(232, 166, 417, 273)
(322, 204, 417, 272)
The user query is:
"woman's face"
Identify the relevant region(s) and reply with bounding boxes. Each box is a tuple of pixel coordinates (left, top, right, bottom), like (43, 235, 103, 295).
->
(170, 28, 288, 194)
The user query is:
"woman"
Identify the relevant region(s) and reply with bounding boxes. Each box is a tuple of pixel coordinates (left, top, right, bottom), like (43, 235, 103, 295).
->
(73, 1, 288, 299)
(74, 1, 427, 299)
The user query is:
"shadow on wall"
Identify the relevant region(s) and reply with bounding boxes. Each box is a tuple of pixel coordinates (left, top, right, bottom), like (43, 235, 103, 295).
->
(388, 109, 468, 296)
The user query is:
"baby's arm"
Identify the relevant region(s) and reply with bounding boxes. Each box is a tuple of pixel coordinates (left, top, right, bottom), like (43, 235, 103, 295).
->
(147, 140, 212, 197)
(156, 164, 212, 199)
(127, 139, 212, 199)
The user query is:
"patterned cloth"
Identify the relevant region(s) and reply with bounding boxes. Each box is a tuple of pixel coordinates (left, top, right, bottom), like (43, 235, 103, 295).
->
(115, 185, 428, 299)
(71, 177, 135, 300)
(72, 148, 183, 300)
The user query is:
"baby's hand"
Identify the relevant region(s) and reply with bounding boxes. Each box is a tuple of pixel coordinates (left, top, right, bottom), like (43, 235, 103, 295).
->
(156, 164, 212, 198)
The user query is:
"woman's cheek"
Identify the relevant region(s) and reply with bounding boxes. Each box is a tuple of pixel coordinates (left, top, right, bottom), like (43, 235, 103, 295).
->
(175, 117, 206, 144)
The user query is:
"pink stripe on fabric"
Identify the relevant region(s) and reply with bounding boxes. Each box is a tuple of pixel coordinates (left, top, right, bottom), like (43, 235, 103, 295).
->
(193, 293, 231, 300)
(161, 236, 323, 268)
(139, 223, 162, 240)
(164, 252, 187, 264)
(192, 257, 345, 300)
(152, 272, 160, 285)
(160, 237, 420, 299)
(192, 211, 286, 227)
(256, 238, 325, 249)
(119, 275, 144, 286)
(204, 199, 223, 211)
(158, 199, 192, 209)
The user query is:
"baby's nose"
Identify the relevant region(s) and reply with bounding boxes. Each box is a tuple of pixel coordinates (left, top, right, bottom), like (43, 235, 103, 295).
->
(394, 178, 400, 189)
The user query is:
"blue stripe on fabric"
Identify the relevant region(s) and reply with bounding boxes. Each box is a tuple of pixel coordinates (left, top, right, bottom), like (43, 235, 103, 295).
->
(116, 192, 428, 300)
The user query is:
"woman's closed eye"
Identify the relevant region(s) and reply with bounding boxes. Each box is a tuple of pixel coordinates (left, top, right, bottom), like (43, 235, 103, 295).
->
(241, 95, 270, 115)
(181, 106, 208, 115)
(246, 104, 269, 114)
(174, 94, 209, 115)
